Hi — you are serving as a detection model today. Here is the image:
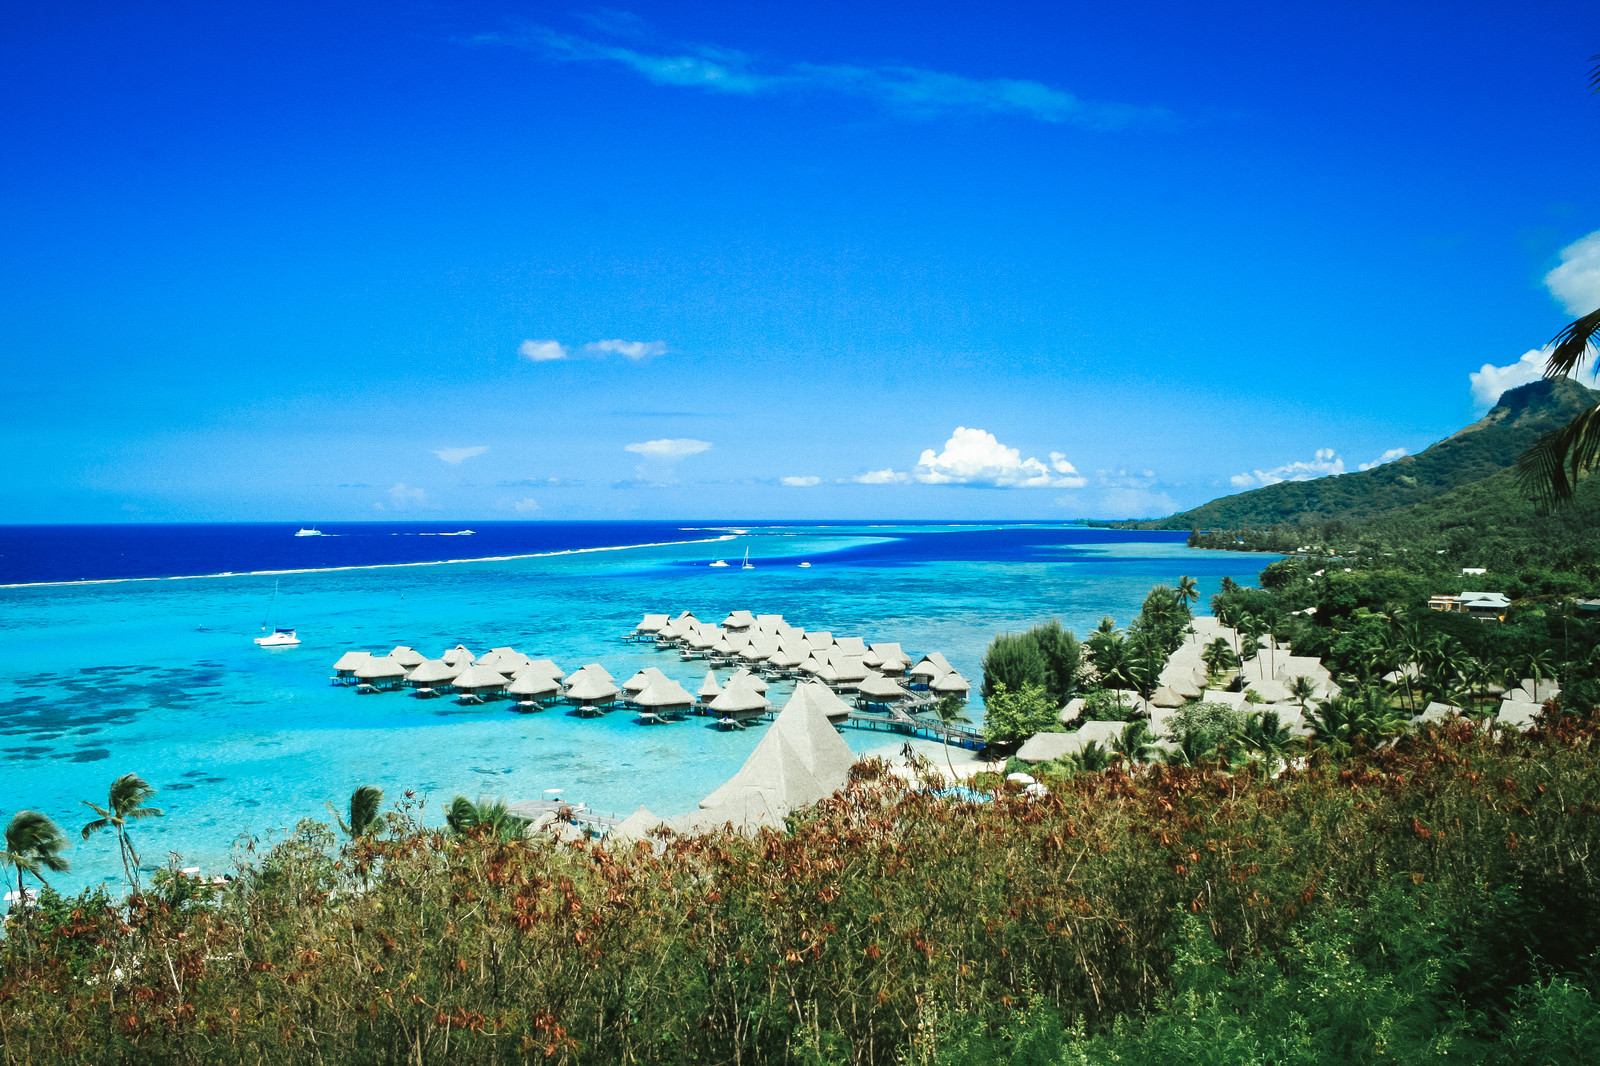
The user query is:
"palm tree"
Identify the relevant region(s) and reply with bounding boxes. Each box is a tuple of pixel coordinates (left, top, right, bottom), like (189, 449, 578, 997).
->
(1240, 710, 1297, 777)
(1111, 719, 1159, 763)
(1202, 637, 1237, 683)
(933, 694, 973, 783)
(81, 773, 162, 892)
(332, 785, 384, 839)
(1288, 675, 1319, 715)
(1519, 55, 1600, 507)
(1177, 576, 1200, 618)
(3, 811, 70, 900)
(445, 796, 530, 842)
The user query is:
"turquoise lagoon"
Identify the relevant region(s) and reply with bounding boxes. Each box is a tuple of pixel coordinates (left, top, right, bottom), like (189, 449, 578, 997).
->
(0, 523, 1274, 895)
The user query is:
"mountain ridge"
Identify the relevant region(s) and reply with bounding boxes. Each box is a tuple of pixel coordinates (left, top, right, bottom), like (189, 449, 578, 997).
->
(1137, 378, 1600, 531)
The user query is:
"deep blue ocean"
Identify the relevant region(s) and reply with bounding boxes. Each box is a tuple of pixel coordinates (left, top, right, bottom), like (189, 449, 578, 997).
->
(0, 521, 1276, 897)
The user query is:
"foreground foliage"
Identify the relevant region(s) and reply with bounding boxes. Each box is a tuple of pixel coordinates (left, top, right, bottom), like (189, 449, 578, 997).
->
(3, 715, 1599, 1064)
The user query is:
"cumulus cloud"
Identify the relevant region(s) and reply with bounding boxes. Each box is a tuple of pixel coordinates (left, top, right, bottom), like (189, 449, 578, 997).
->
(510, 497, 540, 513)
(853, 468, 911, 485)
(432, 445, 488, 464)
(625, 438, 712, 460)
(780, 475, 821, 487)
(1546, 230, 1600, 316)
(1230, 448, 1345, 489)
(519, 339, 569, 362)
(1466, 348, 1600, 411)
(1359, 447, 1409, 471)
(584, 339, 667, 360)
(481, 24, 1165, 130)
(913, 427, 1087, 488)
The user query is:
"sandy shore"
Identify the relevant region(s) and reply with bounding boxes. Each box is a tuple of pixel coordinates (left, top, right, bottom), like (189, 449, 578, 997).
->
(860, 738, 1004, 783)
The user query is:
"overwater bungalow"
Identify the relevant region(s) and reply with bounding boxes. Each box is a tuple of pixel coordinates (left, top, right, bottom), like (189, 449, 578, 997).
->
(622, 667, 670, 694)
(632, 676, 694, 722)
(450, 663, 510, 704)
(856, 671, 910, 710)
(477, 647, 531, 673)
(331, 650, 372, 685)
(697, 669, 722, 705)
(565, 670, 620, 716)
(354, 656, 408, 693)
(521, 659, 566, 683)
(832, 636, 868, 658)
(507, 671, 561, 710)
(721, 609, 756, 631)
(930, 671, 971, 698)
(405, 658, 460, 698)
(631, 613, 669, 641)
(784, 679, 852, 724)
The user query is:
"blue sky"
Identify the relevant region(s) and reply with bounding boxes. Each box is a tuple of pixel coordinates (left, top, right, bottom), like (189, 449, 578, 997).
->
(4, 1, 1599, 522)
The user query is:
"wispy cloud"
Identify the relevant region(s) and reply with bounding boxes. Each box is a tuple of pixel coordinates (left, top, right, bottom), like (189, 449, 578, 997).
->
(914, 427, 1087, 488)
(1230, 448, 1344, 489)
(481, 23, 1165, 129)
(433, 445, 488, 464)
(585, 339, 667, 360)
(852, 468, 911, 485)
(519, 339, 569, 362)
(520, 337, 668, 362)
(780, 475, 821, 487)
(625, 438, 712, 460)
(1358, 447, 1408, 471)
(375, 482, 427, 511)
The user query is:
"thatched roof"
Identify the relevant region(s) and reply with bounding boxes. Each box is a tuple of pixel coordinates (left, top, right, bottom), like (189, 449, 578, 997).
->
(634, 614, 669, 633)
(623, 667, 669, 694)
(722, 610, 756, 630)
(784, 680, 852, 722)
(708, 685, 768, 714)
(607, 806, 663, 845)
(698, 670, 722, 698)
(406, 659, 460, 684)
(524, 659, 565, 681)
(930, 672, 970, 694)
(355, 657, 408, 680)
(572, 663, 614, 683)
(856, 673, 907, 700)
(700, 695, 856, 814)
(507, 673, 560, 697)
(832, 636, 868, 658)
(1150, 685, 1186, 709)
(1016, 720, 1127, 763)
(804, 632, 833, 650)
(909, 652, 952, 679)
(451, 664, 511, 691)
(829, 657, 870, 684)
(866, 643, 909, 669)
(387, 646, 427, 668)
(441, 644, 476, 666)
(565, 672, 619, 703)
(332, 650, 372, 672)
(634, 676, 694, 709)
(727, 668, 768, 693)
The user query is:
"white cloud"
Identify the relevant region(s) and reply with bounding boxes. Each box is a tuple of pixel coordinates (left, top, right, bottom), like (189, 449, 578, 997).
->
(488, 25, 1165, 129)
(1231, 448, 1345, 489)
(1546, 230, 1600, 316)
(853, 468, 911, 485)
(378, 482, 426, 510)
(519, 339, 569, 362)
(432, 445, 488, 464)
(913, 427, 1086, 488)
(780, 475, 821, 487)
(1468, 348, 1569, 411)
(511, 497, 540, 513)
(1358, 447, 1409, 471)
(584, 339, 667, 360)
(625, 438, 712, 460)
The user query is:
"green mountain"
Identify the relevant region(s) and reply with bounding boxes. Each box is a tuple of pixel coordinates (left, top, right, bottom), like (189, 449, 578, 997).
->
(1149, 377, 1600, 531)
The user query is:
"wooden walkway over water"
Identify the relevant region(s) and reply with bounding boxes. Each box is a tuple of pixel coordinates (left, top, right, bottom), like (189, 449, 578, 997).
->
(505, 799, 625, 830)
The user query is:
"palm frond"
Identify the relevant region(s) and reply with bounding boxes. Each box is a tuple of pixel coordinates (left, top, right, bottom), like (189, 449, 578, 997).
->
(80, 816, 110, 841)
(1590, 52, 1600, 94)
(349, 785, 383, 836)
(1545, 307, 1600, 378)
(1517, 400, 1600, 508)
(109, 774, 158, 815)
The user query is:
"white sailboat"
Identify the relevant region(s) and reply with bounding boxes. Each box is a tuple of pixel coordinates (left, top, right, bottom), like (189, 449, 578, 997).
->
(741, 548, 754, 570)
(709, 558, 729, 568)
(254, 580, 301, 647)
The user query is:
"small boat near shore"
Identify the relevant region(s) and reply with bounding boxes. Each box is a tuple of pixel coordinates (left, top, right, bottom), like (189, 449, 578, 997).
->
(709, 559, 729, 568)
(254, 580, 301, 647)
